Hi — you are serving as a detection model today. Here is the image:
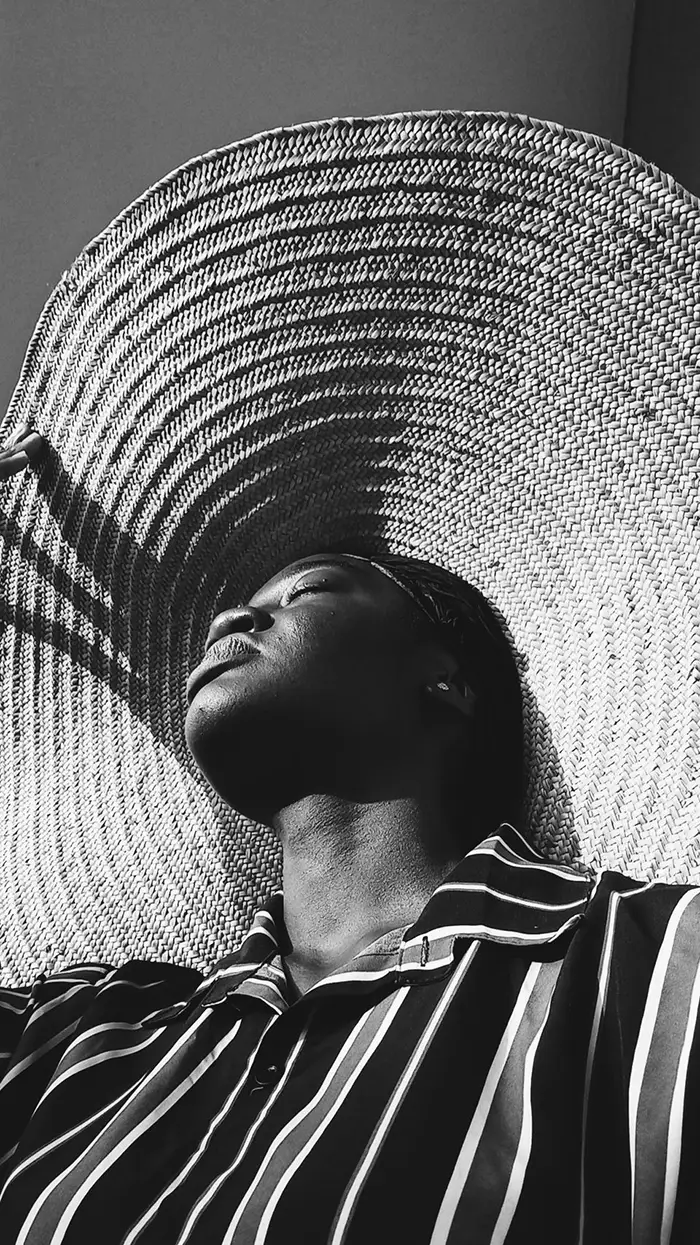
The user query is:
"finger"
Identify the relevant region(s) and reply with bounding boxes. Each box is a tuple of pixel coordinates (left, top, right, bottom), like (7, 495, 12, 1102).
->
(4, 422, 31, 448)
(0, 450, 30, 480)
(1, 431, 44, 460)
(20, 432, 44, 460)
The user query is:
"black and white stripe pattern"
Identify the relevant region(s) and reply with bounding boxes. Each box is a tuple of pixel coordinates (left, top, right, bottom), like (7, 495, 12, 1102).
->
(1, 823, 698, 1242)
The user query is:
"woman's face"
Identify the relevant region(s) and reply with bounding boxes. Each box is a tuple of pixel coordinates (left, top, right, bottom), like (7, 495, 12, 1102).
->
(184, 552, 447, 824)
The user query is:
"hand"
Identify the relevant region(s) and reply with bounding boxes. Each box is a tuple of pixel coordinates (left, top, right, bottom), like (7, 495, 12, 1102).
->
(0, 423, 44, 481)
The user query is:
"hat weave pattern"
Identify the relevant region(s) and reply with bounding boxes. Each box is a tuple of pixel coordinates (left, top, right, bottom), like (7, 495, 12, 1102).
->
(1, 110, 699, 984)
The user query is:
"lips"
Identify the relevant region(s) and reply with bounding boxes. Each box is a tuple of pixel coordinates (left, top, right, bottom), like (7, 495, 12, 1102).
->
(186, 636, 258, 704)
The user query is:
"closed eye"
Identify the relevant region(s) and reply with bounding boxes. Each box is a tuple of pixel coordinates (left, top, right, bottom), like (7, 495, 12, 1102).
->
(284, 580, 329, 604)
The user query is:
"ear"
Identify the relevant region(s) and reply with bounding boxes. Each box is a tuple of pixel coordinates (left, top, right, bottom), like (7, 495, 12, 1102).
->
(425, 678, 476, 722)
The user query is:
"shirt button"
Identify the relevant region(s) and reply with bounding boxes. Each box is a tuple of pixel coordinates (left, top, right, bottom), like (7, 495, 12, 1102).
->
(254, 1062, 283, 1086)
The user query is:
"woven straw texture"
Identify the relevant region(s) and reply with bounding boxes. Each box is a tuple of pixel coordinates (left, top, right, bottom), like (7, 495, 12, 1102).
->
(1, 110, 699, 985)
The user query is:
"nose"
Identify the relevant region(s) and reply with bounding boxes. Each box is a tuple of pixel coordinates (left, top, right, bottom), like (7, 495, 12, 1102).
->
(205, 606, 269, 652)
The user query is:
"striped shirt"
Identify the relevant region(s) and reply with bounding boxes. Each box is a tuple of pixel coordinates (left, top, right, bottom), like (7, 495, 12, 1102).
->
(0, 822, 698, 1244)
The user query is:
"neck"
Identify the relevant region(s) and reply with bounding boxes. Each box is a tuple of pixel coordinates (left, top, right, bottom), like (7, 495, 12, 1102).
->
(272, 790, 466, 996)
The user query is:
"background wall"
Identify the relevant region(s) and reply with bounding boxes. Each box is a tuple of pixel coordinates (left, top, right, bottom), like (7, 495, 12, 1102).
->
(623, 0, 700, 200)
(1, 0, 637, 418)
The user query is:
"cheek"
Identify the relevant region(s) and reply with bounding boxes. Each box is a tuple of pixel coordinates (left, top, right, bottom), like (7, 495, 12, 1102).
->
(183, 615, 410, 751)
(328, 638, 414, 723)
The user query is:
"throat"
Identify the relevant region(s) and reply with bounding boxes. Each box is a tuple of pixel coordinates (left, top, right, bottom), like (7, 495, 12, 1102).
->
(282, 958, 321, 999)
(275, 794, 467, 997)
(281, 921, 407, 998)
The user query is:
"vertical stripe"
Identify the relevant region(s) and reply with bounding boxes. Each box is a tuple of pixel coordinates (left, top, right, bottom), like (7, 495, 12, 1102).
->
(15, 834, 692, 1245)
(329, 942, 481, 1245)
(629, 891, 700, 1244)
(489, 982, 556, 1245)
(0, 1020, 83, 1088)
(0, 1141, 19, 1172)
(429, 961, 545, 1244)
(14, 1013, 226, 1245)
(577, 882, 655, 1245)
(50, 1017, 246, 1245)
(41, 1026, 166, 1097)
(223, 989, 411, 1245)
(173, 1022, 312, 1245)
(124, 1021, 290, 1245)
(3, 1086, 135, 1196)
(628, 892, 697, 1224)
(660, 957, 700, 1245)
(2, 1032, 171, 1194)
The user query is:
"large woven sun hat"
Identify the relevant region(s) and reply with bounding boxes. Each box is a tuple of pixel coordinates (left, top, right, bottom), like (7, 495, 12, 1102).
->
(1, 109, 699, 985)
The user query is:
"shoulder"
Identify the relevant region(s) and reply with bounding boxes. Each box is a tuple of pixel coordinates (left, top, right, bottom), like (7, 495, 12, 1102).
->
(0, 958, 203, 1065)
(587, 868, 700, 909)
(582, 869, 700, 958)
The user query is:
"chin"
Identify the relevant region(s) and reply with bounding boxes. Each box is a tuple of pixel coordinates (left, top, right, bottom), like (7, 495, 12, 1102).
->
(184, 691, 230, 768)
(184, 691, 267, 816)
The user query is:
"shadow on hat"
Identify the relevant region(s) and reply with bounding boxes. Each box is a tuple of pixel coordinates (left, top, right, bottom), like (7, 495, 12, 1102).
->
(6, 436, 579, 875)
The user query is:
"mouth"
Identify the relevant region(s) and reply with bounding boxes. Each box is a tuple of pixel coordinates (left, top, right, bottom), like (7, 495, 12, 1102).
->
(186, 636, 258, 705)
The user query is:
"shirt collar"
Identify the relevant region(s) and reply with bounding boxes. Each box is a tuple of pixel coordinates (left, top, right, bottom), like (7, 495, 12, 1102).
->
(144, 823, 592, 1024)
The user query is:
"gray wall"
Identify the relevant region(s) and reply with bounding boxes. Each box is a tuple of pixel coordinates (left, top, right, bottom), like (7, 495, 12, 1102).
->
(624, 0, 700, 199)
(1, 0, 636, 418)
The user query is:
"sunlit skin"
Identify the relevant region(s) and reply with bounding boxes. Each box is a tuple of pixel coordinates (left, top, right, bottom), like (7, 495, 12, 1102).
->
(185, 552, 476, 997)
(0, 423, 43, 480)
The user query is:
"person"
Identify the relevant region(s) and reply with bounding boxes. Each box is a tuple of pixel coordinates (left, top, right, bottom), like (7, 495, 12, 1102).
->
(1, 434, 699, 1245)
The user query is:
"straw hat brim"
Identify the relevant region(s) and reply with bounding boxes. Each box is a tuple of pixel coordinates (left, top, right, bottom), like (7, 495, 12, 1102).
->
(1, 109, 699, 984)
